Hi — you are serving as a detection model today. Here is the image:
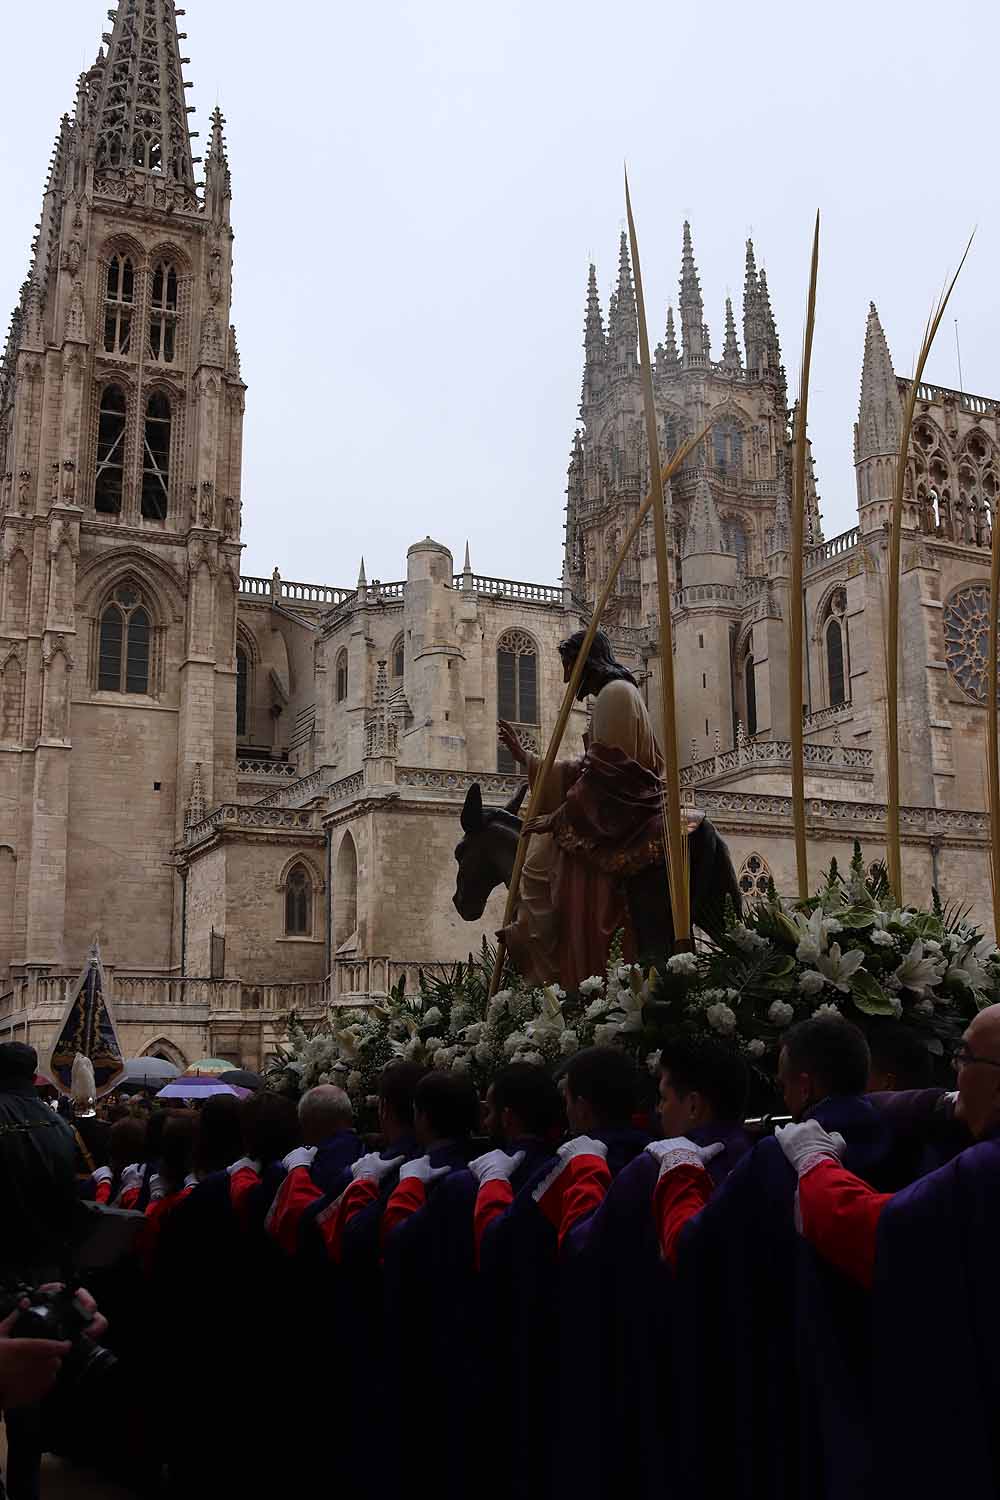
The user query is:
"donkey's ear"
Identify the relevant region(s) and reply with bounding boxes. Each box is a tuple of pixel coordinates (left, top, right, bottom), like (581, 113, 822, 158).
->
(461, 782, 485, 833)
(505, 781, 529, 817)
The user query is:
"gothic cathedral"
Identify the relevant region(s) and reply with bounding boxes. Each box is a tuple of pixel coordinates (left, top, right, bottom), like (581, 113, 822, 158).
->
(1, 0, 998, 1071)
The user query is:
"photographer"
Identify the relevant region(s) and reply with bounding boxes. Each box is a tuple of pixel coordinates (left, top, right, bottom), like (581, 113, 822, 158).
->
(0, 1043, 89, 1500)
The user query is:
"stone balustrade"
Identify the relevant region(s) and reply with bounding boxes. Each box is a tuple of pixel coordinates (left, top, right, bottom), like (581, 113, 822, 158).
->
(805, 527, 860, 571)
(186, 803, 319, 845)
(236, 758, 298, 780)
(2, 972, 328, 1023)
(681, 738, 873, 787)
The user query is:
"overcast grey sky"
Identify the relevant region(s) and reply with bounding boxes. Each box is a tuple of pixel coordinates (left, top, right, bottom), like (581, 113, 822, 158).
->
(1, 0, 994, 588)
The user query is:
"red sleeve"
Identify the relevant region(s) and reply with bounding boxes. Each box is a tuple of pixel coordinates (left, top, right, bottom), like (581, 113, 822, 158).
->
(266, 1167, 323, 1256)
(555, 1158, 610, 1252)
(474, 1180, 513, 1268)
(535, 1154, 611, 1252)
(798, 1159, 892, 1290)
(316, 1177, 379, 1264)
(94, 1179, 112, 1206)
(380, 1177, 427, 1250)
(652, 1163, 713, 1269)
(118, 1186, 140, 1212)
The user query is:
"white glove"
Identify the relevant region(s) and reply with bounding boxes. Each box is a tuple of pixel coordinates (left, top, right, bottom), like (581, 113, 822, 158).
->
(645, 1137, 725, 1177)
(469, 1149, 526, 1186)
(281, 1146, 317, 1173)
(555, 1136, 608, 1165)
(118, 1163, 143, 1193)
(350, 1152, 404, 1185)
(775, 1120, 847, 1178)
(91, 1166, 112, 1187)
(398, 1155, 452, 1187)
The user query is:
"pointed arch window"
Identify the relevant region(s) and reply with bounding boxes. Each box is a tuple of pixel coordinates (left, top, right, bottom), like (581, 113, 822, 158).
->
(744, 654, 758, 738)
(713, 421, 744, 479)
(95, 385, 127, 514)
(149, 262, 178, 364)
(391, 636, 405, 680)
(236, 646, 250, 739)
(336, 650, 349, 703)
(723, 517, 749, 571)
(141, 393, 171, 520)
(826, 619, 846, 707)
(498, 630, 539, 772)
(103, 255, 134, 356)
(98, 586, 151, 695)
(738, 852, 772, 901)
(284, 863, 314, 938)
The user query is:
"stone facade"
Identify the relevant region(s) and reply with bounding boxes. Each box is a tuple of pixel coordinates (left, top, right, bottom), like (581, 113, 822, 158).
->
(1, 1, 999, 1073)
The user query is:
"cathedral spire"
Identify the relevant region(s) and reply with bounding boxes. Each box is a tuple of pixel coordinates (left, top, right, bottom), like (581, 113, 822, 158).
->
(679, 222, 706, 363)
(855, 302, 901, 463)
(683, 477, 725, 557)
(743, 238, 764, 372)
(92, 0, 197, 188)
(609, 232, 637, 371)
(357, 556, 367, 589)
(204, 106, 232, 223)
(722, 296, 743, 373)
(581, 262, 606, 408)
(656, 305, 680, 375)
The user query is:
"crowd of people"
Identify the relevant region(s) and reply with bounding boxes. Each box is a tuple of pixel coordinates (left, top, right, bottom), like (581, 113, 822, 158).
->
(1, 1009, 998, 1499)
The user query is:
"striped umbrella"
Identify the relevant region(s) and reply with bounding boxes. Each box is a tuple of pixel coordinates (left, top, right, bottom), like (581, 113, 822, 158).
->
(184, 1059, 235, 1076)
(156, 1077, 250, 1101)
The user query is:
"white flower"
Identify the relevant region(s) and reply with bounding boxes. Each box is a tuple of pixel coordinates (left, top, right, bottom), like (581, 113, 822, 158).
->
(792, 907, 842, 964)
(423, 1006, 443, 1027)
(346, 1070, 363, 1094)
(747, 1039, 766, 1059)
(646, 1049, 662, 1074)
(560, 1029, 580, 1056)
(798, 970, 826, 997)
(474, 1041, 493, 1066)
(922, 940, 942, 955)
(463, 1022, 484, 1045)
(730, 924, 768, 953)
(667, 952, 699, 977)
(487, 992, 511, 1023)
(585, 996, 610, 1020)
(432, 1047, 456, 1070)
(594, 1021, 622, 1047)
(514, 1050, 545, 1068)
(424, 1036, 444, 1053)
(945, 935, 996, 996)
(768, 1000, 795, 1028)
(616, 965, 634, 983)
(706, 1002, 738, 1036)
(449, 1002, 472, 1029)
(814, 943, 867, 994)
(894, 939, 946, 1000)
(451, 1051, 471, 1073)
(870, 929, 894, 948)
(502, 1031, 528, 1058)
(814, 1003, 843, 1021)
(579, 976, 605, 997)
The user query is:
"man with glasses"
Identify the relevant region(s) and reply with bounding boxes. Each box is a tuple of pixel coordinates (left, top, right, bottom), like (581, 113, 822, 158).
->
(777, 1003, 1000, 1497)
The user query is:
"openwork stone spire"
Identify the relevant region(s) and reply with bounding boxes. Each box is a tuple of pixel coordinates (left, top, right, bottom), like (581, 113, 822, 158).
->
(679, 222, 706, 363)
(856, 302, 901, 461)
(722, 296, 743, 372)
(683, 477, 725, 556)
(93, 0, 195, 186)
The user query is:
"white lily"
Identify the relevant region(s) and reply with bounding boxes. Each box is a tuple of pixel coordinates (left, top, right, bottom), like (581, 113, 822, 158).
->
(893, 939, 946, 1000)
(945, 935, 996, 996)
(814, 943, 866, 994)
(793, 907, 842, 964)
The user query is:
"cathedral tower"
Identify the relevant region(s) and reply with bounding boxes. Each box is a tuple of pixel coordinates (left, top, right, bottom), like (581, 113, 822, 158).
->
(0, 0, 245, 974)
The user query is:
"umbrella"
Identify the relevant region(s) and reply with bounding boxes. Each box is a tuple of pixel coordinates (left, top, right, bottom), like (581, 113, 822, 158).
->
(220, 1069, 263, 1092)
(185, 1058, 235, 1076)
(120, 1058, 181, 1085)
(156, 1079, 249, 1101)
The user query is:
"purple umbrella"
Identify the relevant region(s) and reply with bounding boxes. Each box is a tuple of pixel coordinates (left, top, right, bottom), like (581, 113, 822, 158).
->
(155, 1078, 249, 1101)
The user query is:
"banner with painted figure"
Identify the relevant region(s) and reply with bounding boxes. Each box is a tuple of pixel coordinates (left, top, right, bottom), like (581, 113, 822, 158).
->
(49, 940, 124, 1094)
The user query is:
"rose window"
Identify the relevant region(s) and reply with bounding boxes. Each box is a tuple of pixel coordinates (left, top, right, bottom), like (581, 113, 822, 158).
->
(943, 585, 996, 702)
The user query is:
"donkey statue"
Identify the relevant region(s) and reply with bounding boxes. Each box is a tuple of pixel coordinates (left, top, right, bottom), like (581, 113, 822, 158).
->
(453, 781, 741, 958)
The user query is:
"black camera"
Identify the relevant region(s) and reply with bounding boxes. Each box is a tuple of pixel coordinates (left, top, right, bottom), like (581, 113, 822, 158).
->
(0, 1282, 118, 1455)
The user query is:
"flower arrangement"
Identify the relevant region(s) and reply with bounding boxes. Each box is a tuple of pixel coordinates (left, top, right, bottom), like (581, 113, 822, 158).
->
(264, 846, 998, 1105)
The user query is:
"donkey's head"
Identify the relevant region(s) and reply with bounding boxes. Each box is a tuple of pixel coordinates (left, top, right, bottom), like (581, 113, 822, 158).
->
(452, 781, 528, 920)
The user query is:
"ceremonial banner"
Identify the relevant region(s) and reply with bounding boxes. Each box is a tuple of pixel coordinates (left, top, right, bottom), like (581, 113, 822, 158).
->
(49, 940, 124, 1094)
